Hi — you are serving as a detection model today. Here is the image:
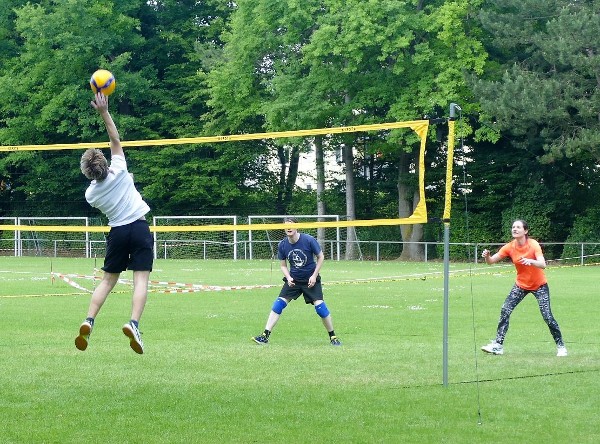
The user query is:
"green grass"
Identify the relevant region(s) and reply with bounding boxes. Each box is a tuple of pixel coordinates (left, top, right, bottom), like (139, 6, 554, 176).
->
(0, 257, 598, 443)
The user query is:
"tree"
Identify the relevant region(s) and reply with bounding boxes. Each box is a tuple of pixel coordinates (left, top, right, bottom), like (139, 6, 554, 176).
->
(0, 0, 241, 217)
(125, 0, 241, 215)
(475, 0, 600, 165)
(0, 0, 152, 216)
(470, 0, 600, 245)
(205, 0, 488, 258)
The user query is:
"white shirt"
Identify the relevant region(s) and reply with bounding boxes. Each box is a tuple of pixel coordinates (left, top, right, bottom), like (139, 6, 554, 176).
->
(85, 155, 150, 227)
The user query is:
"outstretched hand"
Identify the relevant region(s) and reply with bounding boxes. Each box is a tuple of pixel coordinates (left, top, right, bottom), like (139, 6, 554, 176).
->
(91, 92, 109, 112)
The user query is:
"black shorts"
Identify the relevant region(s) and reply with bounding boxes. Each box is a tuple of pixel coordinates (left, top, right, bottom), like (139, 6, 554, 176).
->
(278, 276, 323, 304)
(102, 220, 153, 273)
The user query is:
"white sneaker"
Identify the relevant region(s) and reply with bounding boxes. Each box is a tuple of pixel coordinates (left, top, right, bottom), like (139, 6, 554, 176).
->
(481, 341, 504, 355)
(557, 345, 568, 357)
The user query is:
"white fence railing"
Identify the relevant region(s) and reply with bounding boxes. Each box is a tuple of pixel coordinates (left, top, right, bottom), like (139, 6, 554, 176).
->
(1, 237, 599, 264)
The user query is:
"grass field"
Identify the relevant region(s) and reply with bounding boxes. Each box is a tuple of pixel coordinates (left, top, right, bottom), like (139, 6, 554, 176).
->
(0, 257, 598, 443)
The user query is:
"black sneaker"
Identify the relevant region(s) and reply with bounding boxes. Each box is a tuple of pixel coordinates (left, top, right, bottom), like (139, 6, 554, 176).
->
(75, 320, 93, 351)
(330, 336, 341, 346)
(122, 322, 144, 354)
(252, 333, 269, 344)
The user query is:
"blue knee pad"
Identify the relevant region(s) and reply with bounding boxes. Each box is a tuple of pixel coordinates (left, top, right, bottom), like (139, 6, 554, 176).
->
(271, 297, 288, 314)
(315, 302, 330, 318)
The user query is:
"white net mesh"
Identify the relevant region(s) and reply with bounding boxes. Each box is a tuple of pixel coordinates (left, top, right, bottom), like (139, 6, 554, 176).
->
(153, 216, 238, 259)
(15, 217, 92, 257)
(247, 215, 341, 260)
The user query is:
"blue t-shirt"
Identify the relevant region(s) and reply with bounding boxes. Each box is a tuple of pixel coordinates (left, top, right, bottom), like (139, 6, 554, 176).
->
(278, 233, 322, 281)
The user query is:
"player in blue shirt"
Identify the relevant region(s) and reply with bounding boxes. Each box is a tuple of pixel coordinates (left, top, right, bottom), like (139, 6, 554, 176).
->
(252, 217, 341, 345)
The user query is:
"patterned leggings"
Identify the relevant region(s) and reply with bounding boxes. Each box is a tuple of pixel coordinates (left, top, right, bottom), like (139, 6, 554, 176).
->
(495, 283, 564, 346)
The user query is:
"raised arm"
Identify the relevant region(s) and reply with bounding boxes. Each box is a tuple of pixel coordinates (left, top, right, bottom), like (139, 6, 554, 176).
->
(91, 92, 124, 157)
(482, 249, 501, 265)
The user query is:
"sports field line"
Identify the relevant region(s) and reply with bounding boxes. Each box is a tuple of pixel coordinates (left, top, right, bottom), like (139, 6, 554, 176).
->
(2, 260, 596, 299)
(50, 266, 515, 293)
(51, 271, 279, 294)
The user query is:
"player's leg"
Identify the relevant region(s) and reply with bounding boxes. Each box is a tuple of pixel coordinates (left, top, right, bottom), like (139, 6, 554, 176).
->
(314, 300, 340, 345)
(306, 280, 341, 345)
(496, 285, 527, 343)
(88, 271, 120, 317)
(75, 271, 120, 351)
(481, 284, 526, 355)
(532, 283, 567, 355)
(266, 297, 288, 329)
(252, 278, 301, 344)
(252, 296, 291, 344)
(122, 220, 153, 354)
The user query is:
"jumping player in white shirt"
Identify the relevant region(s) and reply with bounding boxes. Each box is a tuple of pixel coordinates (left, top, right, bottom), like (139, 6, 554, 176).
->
(75, 92, 152, 355)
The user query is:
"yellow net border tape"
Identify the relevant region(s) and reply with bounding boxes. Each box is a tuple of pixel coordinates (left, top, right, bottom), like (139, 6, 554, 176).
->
(1, 119, 432, 229)
(0, 120, 428, 151)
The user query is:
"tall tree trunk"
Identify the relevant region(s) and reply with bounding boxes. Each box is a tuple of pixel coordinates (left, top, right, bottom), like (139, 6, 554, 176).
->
(344, 143, 359, 259)
(397, 150, 424, 260)
(315, 136, 326, 248)
(275, 146, 287, 214)
(284, 146, 300, 210)
(275, 145, 300, 214)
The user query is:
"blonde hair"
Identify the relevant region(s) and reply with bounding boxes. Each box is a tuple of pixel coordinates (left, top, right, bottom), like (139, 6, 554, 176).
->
(80, 149, 108, 181)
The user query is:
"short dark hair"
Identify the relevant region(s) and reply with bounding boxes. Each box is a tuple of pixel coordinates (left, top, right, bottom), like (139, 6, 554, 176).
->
(283, 216, 298, 223)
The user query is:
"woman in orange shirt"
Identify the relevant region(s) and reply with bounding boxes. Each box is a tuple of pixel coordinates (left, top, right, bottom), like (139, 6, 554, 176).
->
(480, 220, 567, 357)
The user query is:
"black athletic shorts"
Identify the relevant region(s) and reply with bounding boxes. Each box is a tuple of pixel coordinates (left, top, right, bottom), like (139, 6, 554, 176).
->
(278, 276, 323, 304)
(102, 219, 153, 273)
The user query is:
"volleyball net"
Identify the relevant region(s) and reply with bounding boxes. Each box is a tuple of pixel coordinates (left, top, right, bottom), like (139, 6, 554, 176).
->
(0, 118, 458, 260)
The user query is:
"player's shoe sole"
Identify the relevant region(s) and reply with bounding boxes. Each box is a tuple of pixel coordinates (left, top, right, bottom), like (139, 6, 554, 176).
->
(123, 323, 144, 354)
(75, 322, 92, 351)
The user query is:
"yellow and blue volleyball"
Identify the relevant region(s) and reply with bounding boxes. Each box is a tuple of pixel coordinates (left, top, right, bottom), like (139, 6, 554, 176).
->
(90, 69, 116, 96)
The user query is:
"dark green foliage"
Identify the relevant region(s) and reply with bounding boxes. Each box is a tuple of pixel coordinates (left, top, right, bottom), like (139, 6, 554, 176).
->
(562, 206, 600, 263)
(475, 0, 600, 163)
(467, 0, 600, 251)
